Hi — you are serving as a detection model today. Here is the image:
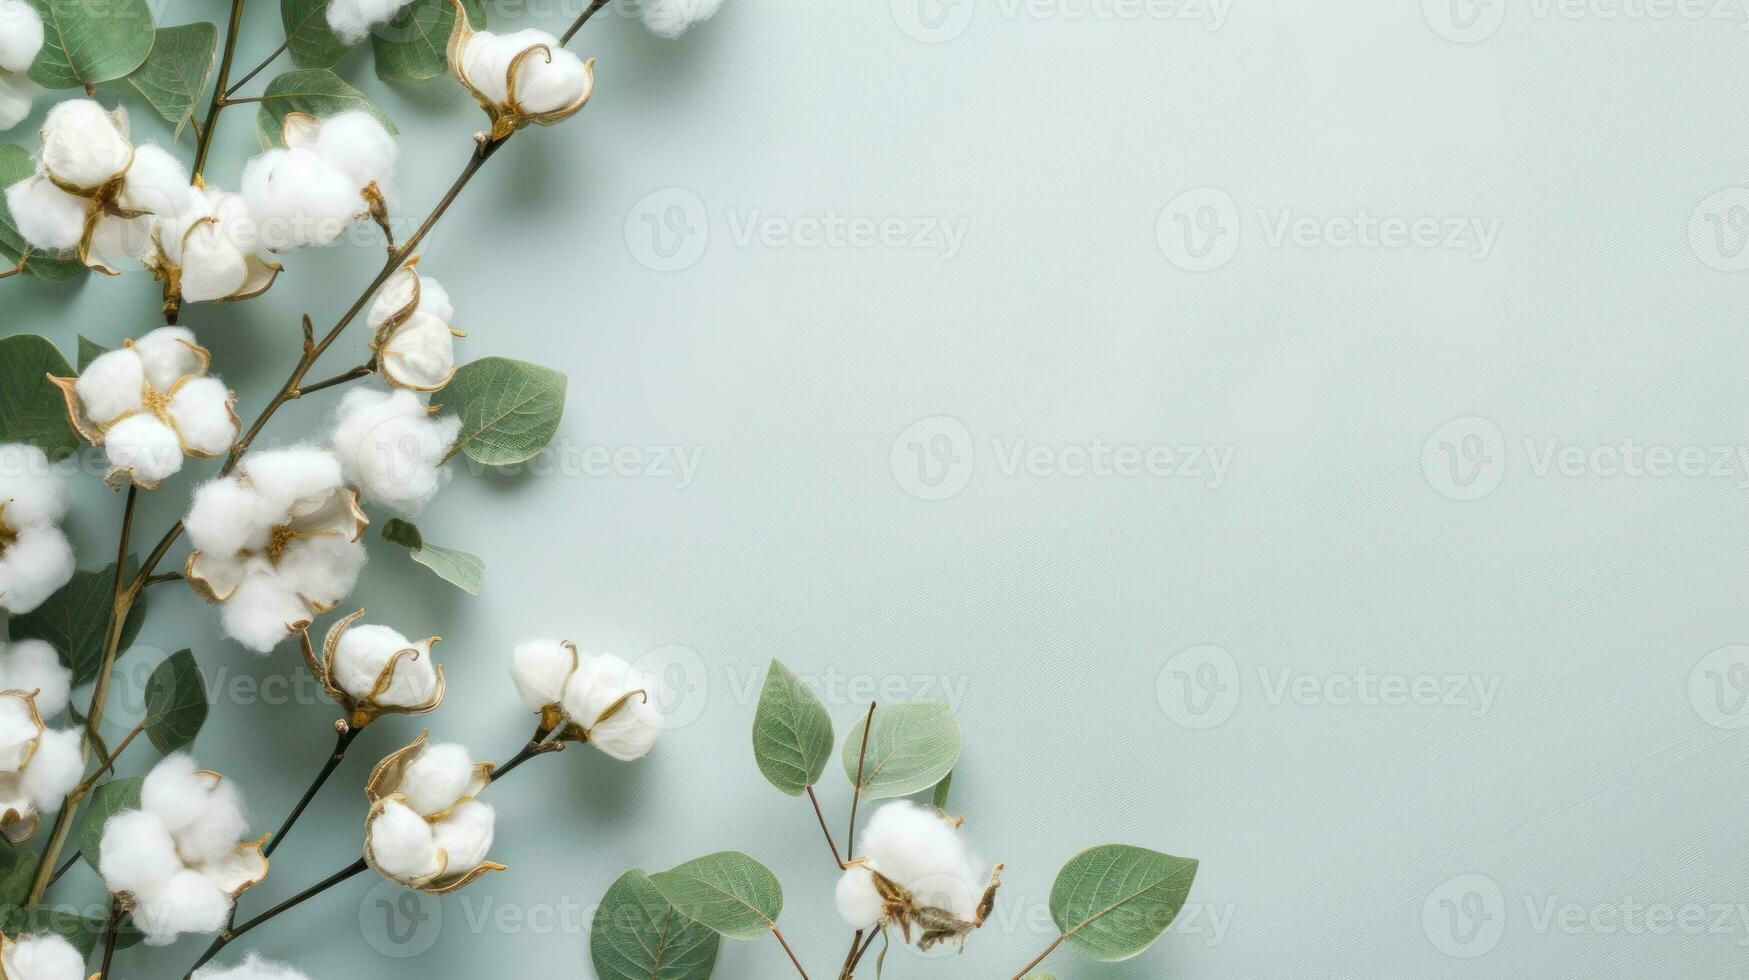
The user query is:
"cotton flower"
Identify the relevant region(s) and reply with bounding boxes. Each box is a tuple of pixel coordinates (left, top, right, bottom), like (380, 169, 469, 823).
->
(449, 7, 594, 140)
(52, 327, 240, 490)
(184, 447, 369, 653)
(244, 111, 399, 253)
(835, 801, 1002, 951)
(0, 443, 73, 616)
(0, 674, 82, 844)
(367, 258, 462, 391)
(325, 0, 416, 44)
(303, 609, 444, 729)
(137, 162, 279, 314)
(637, 0, 724, 38)
(510, 641, 661, 762)
(0, 0, 42, 132)
(330, 388, 458, 513)
(1, 100, 147, 272)
(0, 932, 84, 980)
(192, 953, 313, 980)
(363, 732, 502, 894)
(98, 755, 268, 946)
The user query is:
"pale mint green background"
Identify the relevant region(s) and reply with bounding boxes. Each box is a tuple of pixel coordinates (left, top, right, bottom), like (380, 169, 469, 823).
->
(7, 0, 1749, 976)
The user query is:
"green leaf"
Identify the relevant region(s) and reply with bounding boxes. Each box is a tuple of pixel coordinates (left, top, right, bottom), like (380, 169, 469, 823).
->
(1049, 845, 1200, 962)
(0, 904, 142, 956)
(433, 357, 567, 466)
(932, 770, 954, 810)
(0, 845, 33, 907)
(751, 660, 833, 797)
(25, 0, 155, 88)
(11, 561, 149, 685)
(591, 869, 721, 980)
(143, 650, 207, 754)
(0, 145, 84, 281)
(128, 23, 217, 138)
(381, 519, 483, 594)
(841, 701, 961, 802)
(281, 0, 347, 68)
(76, 336, 108, 372)
(253, 69, 397, 148)
(78, 776, 144, 875)
(648, 852, 783, 941)
(371, 0, 483, 82)
(0, 334, 77, 459)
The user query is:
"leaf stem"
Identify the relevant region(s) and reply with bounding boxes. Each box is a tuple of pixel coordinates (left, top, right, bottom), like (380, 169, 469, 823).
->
(183, 857, 370, 978)
(488, 726, 567, 783)
(771, 925, 810, 979)
(292, 362, 375, 398)
(845, 702, 875, 853)
(1010, 934, 1067, 980)
(191, 0, 249, 180)
(72, 722, 143, 795)
(806, 786, 844, 869)
(842, 929, 879, 978)
(96, 898, 123, 979)
(224, 38, 289, 98)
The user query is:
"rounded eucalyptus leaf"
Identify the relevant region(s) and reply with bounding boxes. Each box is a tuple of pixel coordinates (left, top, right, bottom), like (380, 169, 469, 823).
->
(281, 0, 347, 68)
(840, 700, 960, 801)
(25, 0, 155, 88)
(752, 659, 834, 796)
(128, 23, 218, 136)
(591, 868, 720, 980)
(648, 852, 783, 941)
(433, 357, 567, 466)
(143, 649, 208, 754)
(0, 334, 77, 458)
(1049, 844, 1200, 962)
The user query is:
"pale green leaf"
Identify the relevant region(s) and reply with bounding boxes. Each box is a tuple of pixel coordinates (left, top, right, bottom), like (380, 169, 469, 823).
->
(648, 852, 783, 941)
(11, 561, 149, 685)
(1049, 845, 1199, 962)
(76, 336, 108, 372)
(382, 518, 484, 594)
(128, 23, 217, 137)
(433, 357, 567, 466)
(591, 869, 721, 980)
(371, 0, 483, 82)
(0, 334, 77, 458)
(932, 770, 954, 810)
(281, 0, 347, 68)
(841, 701, 960, 801)
(253, 69, 396, 147)
(752, 659, 833, 796)
(0, 848, 35, 907)
(25, 0, 155, 88)
(143, 649, 207, 754)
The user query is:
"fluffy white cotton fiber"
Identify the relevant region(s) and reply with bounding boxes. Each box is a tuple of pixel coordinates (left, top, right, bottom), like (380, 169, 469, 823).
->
(0, 73, 33, 132)
(120, 144, 199, 218)
(170, 377, 241, 457)
(461, 29, 589, 113)
(2, 931, 84, 980)
(561, 652, 661, 762)
(74, 329, 238, 488)
(333, 623, 438, 707)
(192, 953, 314, 980)
(0, 444, 73, 616)
(99, 809, 182, 898)
(4, 175, 84, 250)
(17, 727, 81, 806)
(312, 110, 397, 191)
(841, 801, 987, 925)
(242, 147, 363, 252)
(368, 799, 440, 880)
(221, 570, 319, 653)
(0, 0, 44, 74)
(638, 0, 724, 38)
(325, 0, 415, 44)
(431, 799, 494, 871)
(39, 99, 131, 188)
(134, 868, 230, 944)
(399, 742, 475, 817)
(330, 388, 458, 512)
(0, 639, 70, 718)
(835, 864, 884, 929)
(510, 639, 575, 710)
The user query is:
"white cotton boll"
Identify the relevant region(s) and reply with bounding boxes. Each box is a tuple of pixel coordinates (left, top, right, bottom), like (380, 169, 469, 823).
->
(104, 413, 185, 485)
(134, 869, 230, 945)
(312, 111, 396, 190)
(511, 639, 574, 709)
(241, 147, 363, 252)
(857, 801, 984, 919)
(381, 312, 456, 391)
(238, 447, 343, 519)
(399, 743, 475, 817)
(835, 864, 885, 929)
(221, 573, 311, 653)
(0, 72, 33, 132)
(19, 727, 81, 808)
(86, 211, 153, 271)
(0, 0, 43, 74)
(273, 533, 364, 611)
(331, 388, 456, 512)
(4, 932, 83, 980)
(172, 777, 247, 864)
(0, 444, 66, 528)
(0, 694, 37, 773)
(4, 175, 85, 251)
(121, 144, 197, 218)
(131, 326, 202, 391)
(99, 810, 181, 897)
(324, 0, 414, 44)
(639, 0, 724, 39)
(39, 99, 131, 188)
(168, 377, 238, 458)
(431, 800, 494, 872)
(368, 800, 441, 880)
(178, 229, 250, 302)
(367, 270, 450, 331)
(0, 639, 70, 718)
(462, 30, 586, 112)
(192, 953, 313, 980)
(561, 653, 661, 762)
(333, 624, 437, 707)
(141, 753, 215, 832)
(74, 347, 145, 426)
(185, 478, 266, 559)
(0, 524, 73, 615)
(414, 277, 452, 323)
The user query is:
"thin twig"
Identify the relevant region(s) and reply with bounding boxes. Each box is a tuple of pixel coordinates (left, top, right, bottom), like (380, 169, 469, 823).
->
(293, 363, 375, 398)
(190, 0, 248, 179)
(224, 37, 289, 97)
(144, 572, 183, 587)
(807, 786, 844, 868)
(46, 850, 81, 888)
(846, 703, 875, 852)
(1010, 934, 1067, 980)
(265, 723, 359, 859)
(96, 899, 122, 979)
(771, 925, 810, 979)
(561, 0, 613, 43)
(843, 929, 880, 978)
(73, 722, 143, 795)
(183, 857, 370, 978)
